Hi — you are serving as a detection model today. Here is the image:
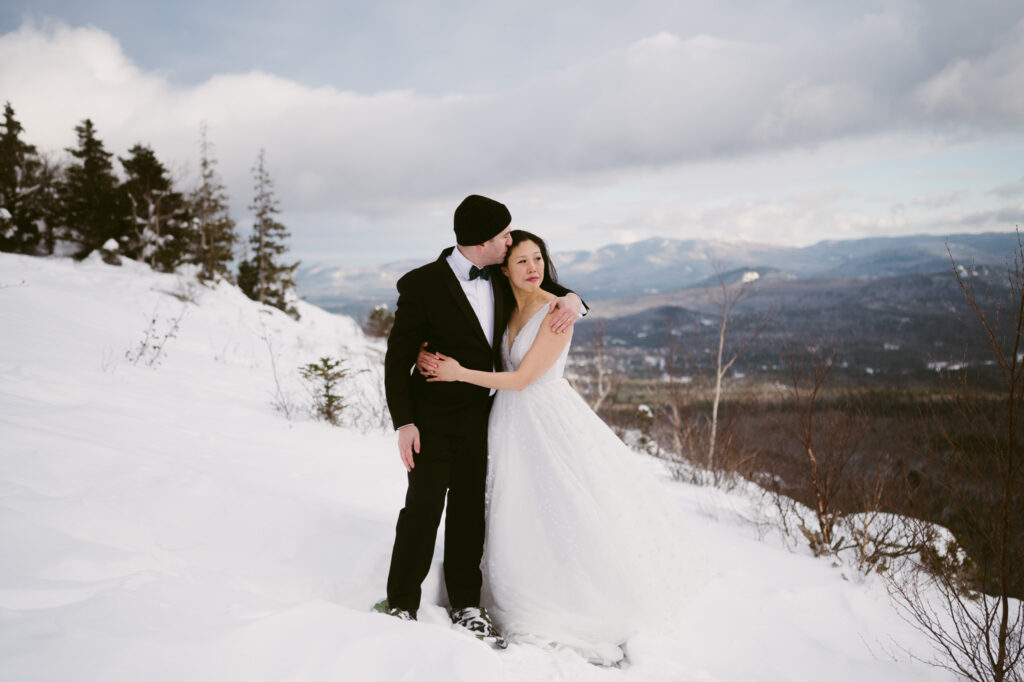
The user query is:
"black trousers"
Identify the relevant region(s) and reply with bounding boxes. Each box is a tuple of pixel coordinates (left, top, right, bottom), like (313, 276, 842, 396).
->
(386, 415, 488, 613)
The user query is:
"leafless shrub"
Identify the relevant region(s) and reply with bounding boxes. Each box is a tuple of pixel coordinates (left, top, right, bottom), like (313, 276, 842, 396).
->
(837, 460, 931, 575)
(568, 321, 619, 412)
(662, 312, 703, 473)
(888, 541, 1023, 682)
(125, 302, 188, 368)
(884, 233, 1024, 682)
(337, 348, 392, 432)
(258, 313, 299, 419)
(660, 311, 760, 488)
(661, 397, 759, 490)
(587, 321, 618, 412)
(774, 335, 856, 555)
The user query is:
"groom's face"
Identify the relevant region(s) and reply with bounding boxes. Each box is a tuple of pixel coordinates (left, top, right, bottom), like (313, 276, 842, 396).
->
(478, 227, 513, 266)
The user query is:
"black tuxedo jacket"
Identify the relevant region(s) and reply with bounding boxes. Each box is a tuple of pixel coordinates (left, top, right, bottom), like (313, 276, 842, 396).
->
(384, 246, 574, 433)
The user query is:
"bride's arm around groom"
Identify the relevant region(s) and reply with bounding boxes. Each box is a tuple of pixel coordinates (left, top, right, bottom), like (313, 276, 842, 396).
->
(427, 308, 570, 391)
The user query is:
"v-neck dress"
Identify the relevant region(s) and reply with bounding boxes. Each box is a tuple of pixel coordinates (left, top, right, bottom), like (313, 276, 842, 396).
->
(481, 306, 707, 664)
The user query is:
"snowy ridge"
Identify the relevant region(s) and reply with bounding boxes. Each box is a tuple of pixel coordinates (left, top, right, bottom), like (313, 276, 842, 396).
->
(0, 252, 954, 681)
(296, 232, 1020, 318)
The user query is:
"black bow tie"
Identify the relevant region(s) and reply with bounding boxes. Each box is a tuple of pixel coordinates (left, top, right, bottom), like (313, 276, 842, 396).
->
(469, 265, 490, 281)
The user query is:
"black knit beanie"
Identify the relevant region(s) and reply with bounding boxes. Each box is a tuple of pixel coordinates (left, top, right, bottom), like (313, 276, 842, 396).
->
(454, 195, 511, 246)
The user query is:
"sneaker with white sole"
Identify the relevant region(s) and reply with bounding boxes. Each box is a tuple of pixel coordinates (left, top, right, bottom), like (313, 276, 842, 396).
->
(373, 598, 416, 621)
(450, 606, 507, 649)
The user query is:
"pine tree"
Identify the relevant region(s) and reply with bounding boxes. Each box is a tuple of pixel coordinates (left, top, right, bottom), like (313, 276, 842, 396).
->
(59, 119, 125, 257)
(238, 149, 299, 318)
(299, 356, 349, 425)
(119, 143, 189, 271)
(0, 102, 58, 254)
(189, 124, 237, 281)
(363, 304, 395, 337)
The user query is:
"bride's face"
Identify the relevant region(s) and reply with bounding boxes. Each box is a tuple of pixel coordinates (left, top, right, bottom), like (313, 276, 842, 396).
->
(502, 240, 545, 292)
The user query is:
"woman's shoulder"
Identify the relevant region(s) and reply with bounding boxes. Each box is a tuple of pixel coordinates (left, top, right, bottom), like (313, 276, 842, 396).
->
(534, 298, 571, 340)
(537, 292, 557, 308)
(531, 295, 557, 320)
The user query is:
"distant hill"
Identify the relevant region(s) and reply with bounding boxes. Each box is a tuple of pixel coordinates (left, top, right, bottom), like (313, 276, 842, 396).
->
(549, 232, 1018, 300)
(296, 231, 1020, 321)
(573, 264, 1014, 387)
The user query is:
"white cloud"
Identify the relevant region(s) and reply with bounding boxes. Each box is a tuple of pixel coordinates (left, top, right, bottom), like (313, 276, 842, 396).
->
(914, 19, 1024, 128)
(990, 177, 1024, 199)
(1, 16, 1023, 265)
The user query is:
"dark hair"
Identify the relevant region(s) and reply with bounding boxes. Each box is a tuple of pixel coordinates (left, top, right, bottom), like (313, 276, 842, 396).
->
(503, 229, 560, 289)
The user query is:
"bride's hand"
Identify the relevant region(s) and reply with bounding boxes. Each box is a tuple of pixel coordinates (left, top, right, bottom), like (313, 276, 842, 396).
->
(425, 353, 462, 382)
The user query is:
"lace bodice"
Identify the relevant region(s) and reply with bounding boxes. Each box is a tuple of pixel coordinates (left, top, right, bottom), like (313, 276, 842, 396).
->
(500, 305, 570, 383)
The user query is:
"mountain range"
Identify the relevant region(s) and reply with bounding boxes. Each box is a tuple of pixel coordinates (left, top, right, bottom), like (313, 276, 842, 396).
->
(296, 231, 1020, 319)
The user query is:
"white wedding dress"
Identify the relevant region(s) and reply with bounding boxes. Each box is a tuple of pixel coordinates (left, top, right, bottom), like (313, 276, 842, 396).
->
(482, 306, 706, 664)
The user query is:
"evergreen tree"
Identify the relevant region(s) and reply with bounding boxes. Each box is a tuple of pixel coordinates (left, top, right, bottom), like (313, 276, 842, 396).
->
(189, 124, 237, 281)
(59, 119, 125, 257)
(0, 102, 58, 254)
(238, 149, 299, 318)
(119, 143, 189, 271)
(299, 356, 348, 425)
(34, 157, 62, 255)
(363, 304, 395, 337)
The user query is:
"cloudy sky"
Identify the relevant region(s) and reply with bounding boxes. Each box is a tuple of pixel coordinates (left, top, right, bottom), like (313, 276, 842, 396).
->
(1, 1, 1023, 266)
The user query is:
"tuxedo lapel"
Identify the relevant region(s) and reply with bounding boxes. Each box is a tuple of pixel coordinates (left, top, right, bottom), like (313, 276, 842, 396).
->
(436, 248, 490, 347)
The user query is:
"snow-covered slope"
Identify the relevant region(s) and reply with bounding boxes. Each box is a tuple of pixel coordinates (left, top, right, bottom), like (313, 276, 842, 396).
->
(0, 252, 954, 681)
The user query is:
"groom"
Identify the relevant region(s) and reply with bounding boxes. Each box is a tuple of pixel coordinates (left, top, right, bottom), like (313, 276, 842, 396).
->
(381, 194, 583, 641)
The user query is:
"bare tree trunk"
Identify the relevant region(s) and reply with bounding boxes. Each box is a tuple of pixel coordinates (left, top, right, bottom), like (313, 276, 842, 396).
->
(590, 322, 614, 412)
(706, 263, 772, 470)
(708, 307, 727, 468)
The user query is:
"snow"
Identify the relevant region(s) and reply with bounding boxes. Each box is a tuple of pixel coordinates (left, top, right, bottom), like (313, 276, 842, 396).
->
(740, 270, 760, 283)
(0, 252, 958, 681)
(927, 360, 965, 372)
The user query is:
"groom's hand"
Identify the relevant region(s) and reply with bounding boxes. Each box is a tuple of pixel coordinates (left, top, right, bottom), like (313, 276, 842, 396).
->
(415, 341, 439, 376)
(548, 293, 583, 334)
(397, 424, 420, 472)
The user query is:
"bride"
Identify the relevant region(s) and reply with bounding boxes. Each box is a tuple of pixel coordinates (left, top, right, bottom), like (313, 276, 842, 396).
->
(424, 230, 706, 665)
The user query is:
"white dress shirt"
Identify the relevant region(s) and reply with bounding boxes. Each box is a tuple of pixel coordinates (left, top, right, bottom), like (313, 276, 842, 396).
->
(448, 247, 498, 396)
(447, 247, 495, 348)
